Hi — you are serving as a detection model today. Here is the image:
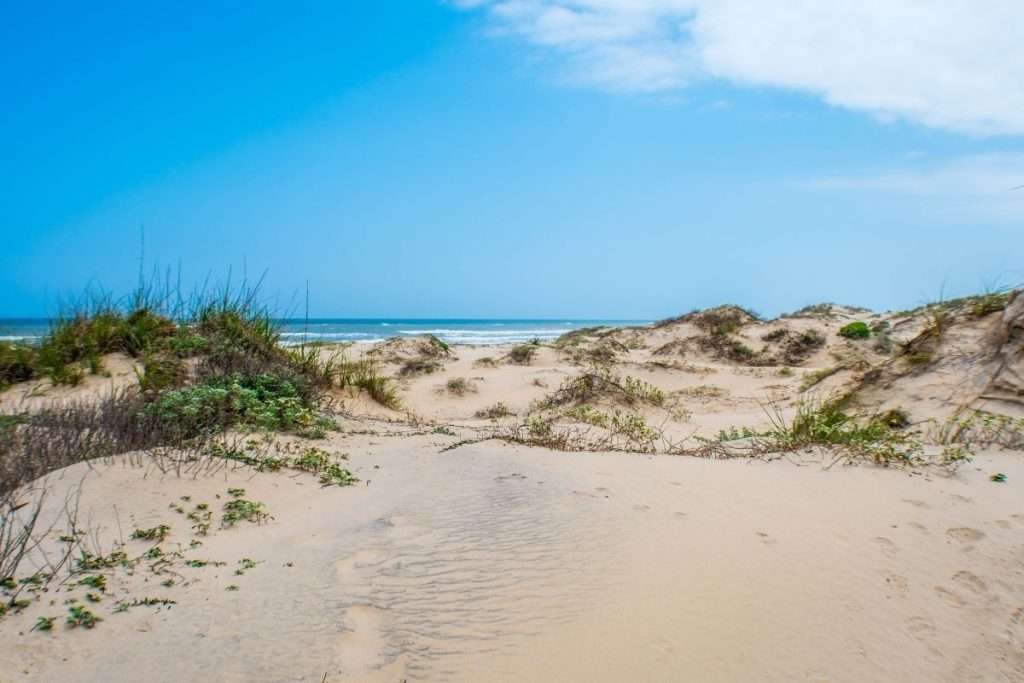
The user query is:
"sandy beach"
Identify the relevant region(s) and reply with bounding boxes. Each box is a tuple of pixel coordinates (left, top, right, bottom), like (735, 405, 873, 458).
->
(2, 440, 1022, 682)
(2, 297, 1023, 682)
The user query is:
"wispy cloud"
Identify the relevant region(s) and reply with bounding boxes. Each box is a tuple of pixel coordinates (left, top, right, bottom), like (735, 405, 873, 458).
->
(809, 154, 1024, 195)
(806, 153, 1024, 221)
(455, 1, 1024, 136)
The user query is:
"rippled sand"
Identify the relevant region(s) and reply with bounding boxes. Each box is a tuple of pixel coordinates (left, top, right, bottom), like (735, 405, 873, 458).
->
(3, 434, 1023, 682)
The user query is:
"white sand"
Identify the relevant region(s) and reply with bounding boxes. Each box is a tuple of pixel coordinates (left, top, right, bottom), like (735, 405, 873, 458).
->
(3, 301, 1023, 681)
(2, 436, 1022, 682)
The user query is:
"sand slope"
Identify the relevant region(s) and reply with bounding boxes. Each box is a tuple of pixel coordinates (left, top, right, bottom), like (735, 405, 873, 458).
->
(1, 438, 1022, 682)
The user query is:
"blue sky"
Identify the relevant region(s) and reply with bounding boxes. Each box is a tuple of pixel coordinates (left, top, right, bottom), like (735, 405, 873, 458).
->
(2, 1, 1022, 318)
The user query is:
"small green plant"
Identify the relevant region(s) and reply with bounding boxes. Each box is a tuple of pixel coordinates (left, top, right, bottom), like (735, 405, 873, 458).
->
(115, 597, 177, 611)
(67, 605, 102, 629)
(77, 574, 107, 592)
(76, 548, 129, 571)
(130, 524, 171, 541)
(439, 438, 477, 453)
(221, 498, 272, 527)
(839, 321, 871, 339)
(184, 558, 226, 568)
(33, 616, 56, 632)
(235, 558, 259, 575)
(990, 473, 1007, 482)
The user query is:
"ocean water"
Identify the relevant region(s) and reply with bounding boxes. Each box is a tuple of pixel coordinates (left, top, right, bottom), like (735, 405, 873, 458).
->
(0, 318, 648, 346)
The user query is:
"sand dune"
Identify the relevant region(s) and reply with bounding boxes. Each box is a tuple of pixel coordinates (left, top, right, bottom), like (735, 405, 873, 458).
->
(2, 296, 1022, 681)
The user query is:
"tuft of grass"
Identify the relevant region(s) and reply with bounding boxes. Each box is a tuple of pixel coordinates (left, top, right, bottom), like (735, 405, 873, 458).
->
(443, 377, 477, 396)
(678, 384, 728, 399)
(550, 327, 608, 348)
(696, 395, 958, 469)
(475, 402, 513, 419)
(902, 303, 950, 366)
(419, 334, 452, 358)
(506, 344, 539, 365)
(799, 365, 844, 392)
(0, 343, 37, 390)
(357, 375, 402, 410)
(398, 359, 442, 377)
(781, 329, 826, 364)
(756, 396, 938, 467)
(329, 355, 402, 409)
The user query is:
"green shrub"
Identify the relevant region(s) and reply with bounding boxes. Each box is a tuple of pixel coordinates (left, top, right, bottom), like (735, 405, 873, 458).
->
(838, 321, 871, 339)
(145, 372, 330, 435)
(0, 343, 36, 389)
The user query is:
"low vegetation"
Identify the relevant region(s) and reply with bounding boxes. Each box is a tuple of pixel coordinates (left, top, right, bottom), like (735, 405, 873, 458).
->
(505, 342, 540, 365)
(475, 402, 513, 419)
(541, 365, 667, 409)
(839, 321, 871, 339)
(698, 396, 972, 470)
(0, 281, 379, 598)
(442, 377, 477, 396)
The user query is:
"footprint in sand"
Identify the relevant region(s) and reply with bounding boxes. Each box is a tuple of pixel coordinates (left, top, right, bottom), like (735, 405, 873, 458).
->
(1007, 607, 1024, 648)
(902, 499, 929, 509)
(649, 636, 676, 660)
(633, 504, 651, 512)
(906, 521, 929, 534)
(882, 571, 910, 595)
(993, 519, 1013, 529)
(947, 527, 986, 543)
(950, 494, 973, 504)
(934, 586, 968, 607)
(952, 570, 988, 595)
(335, 604, 395, 675)
(756, 531, 778, 545)
(905, 616, 937, 640)
(873, 537, 898, 553)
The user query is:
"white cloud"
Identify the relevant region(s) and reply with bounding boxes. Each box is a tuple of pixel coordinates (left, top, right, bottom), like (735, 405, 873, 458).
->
(456, 1, 1024, 136)
(807, 153, 1024, 221)
(810, 154, 1024, 195)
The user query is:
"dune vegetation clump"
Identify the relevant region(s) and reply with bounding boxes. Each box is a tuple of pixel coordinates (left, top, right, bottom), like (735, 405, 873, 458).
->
(443, 377, 477, 396)
(696, 395, 977, 471)
(543, 365, 666, 409)
(0, 281, 401, 498)
(505, 342, 539, 365)
(839, 321, 871, 339)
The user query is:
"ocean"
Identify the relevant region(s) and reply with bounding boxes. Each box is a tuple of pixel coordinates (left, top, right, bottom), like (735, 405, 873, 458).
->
(0, 318, 648, 347)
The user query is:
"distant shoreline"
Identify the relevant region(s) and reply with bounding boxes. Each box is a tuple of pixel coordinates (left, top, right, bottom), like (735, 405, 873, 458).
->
(0, 317, 651, 346)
